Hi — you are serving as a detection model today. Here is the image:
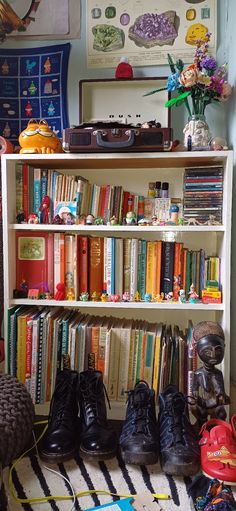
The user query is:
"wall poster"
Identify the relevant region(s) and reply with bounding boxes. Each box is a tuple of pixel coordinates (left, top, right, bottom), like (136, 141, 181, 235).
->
(87, 0, 217, 68)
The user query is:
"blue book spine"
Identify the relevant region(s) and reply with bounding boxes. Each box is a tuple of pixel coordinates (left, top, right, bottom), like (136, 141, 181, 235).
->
(111, 238, 115, 295)
(140, 240, 147, 299)
(41, 170, 48, 199)
(33, 168, 41, 212)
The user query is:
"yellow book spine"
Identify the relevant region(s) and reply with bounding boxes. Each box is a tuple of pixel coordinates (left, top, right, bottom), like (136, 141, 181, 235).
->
(152, 334, 161, 394)
(123, 239, 131, 293)
(146, 241, 154, 295)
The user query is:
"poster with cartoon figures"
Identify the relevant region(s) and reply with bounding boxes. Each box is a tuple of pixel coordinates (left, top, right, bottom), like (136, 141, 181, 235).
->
(87, 0, 217, 68)
(0, 43, 70, 147)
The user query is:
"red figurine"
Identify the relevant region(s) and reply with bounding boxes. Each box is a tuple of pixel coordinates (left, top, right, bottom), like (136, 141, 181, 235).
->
(115, 57, 133, 79)
(55, 282, 65, 300)
(39, 195, 50, 223)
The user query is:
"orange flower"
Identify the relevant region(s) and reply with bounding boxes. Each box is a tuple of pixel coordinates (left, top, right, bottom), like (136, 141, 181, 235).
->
(179, 64, 198, 87)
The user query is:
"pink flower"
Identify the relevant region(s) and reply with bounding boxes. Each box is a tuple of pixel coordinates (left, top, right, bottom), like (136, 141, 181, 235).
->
(219, 82, 233, 102)
(179, 64, 198, 88)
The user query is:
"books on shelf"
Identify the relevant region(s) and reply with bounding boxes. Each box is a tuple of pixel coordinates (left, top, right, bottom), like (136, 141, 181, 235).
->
(8, 307, 200, 405)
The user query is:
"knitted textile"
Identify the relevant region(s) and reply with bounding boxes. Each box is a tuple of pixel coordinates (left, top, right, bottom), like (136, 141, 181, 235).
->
(0, 374, 35, 467)
(193, 321, 225, 343)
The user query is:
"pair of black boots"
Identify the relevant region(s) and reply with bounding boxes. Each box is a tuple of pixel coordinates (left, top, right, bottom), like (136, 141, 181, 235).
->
(40, 369, 117, 463)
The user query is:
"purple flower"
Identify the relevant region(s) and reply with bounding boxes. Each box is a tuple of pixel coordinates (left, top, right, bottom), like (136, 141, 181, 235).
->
(200, 55, 217, 70)
(167, 72, 180, 91)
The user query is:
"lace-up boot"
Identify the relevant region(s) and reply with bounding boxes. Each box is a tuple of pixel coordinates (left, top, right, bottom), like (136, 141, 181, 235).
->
(79, 370, 117, 460)
(119, 381, 158, 465)
(39, 369, 79, 463)
(158, 384, 200, 476)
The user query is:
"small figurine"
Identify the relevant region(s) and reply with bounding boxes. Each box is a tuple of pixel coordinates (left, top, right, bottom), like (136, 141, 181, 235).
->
(86, 214, 95, 225)
(16, 209, 25, 224)
(94, 217, 104, 225)
(188, 283, 199, 303)
(109, 216, 118, 226)
(19, 119, 62, 154)
(80, 291, 89, 301)
(169, 204, 179, 224)
(66, 288, 75, 300)
(138, 218, 151, 226)
(110, 293, 120, 302)
(115, 56, 133, 79)
(28, 289, 39, 299)
(52, 214, 63, 225)
(178, 289, 186, 303)
(101, 292, 109, 302)
(20, 279, 28, 294)
(152, 293, 160, 302)
(28, 212, 39, 224)
(144, 292, 152, 302)
(39, 195, 50, 223)
(66, 212, 75, 225)
(126, 211, 137, 225)
(190, 321, 230, 428)
(77, 214, 86, 225)
(134, 291, 141, 302)
(151, 215, 159, 226)
(122, 291, 130, 302)
(157, 292, 165, 302)
(166, 291, 175, 302)
(91, 291, 100, 301)
(55, 282, 65, 300)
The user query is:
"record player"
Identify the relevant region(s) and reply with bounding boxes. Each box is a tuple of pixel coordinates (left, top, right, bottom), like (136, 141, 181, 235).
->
(63, 78, 173, 153)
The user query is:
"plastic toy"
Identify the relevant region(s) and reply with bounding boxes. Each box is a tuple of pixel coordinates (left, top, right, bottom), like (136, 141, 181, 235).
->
(199, 419, 236, 484)
(16, 209, 25, 224)
(101, 292, 109, 302)
(86, 214, 95, 225)
(144, 292, 152, 302)
(66, 288, 75, 300)
(80, 291, 89, 301)
(55, 282, 65, 300)
(110, 293, 120, 302)
(91, 291, 100, 301)
(28, 212, 39, 224)
(28, 289, 39, 299)
(188, 283, 199, 303)
(39, 195, 50, 223)
(115, 57, 133, 79)
(126, 211, 137, 225)
(190, 321, 230, 427)
(109, 216, 118, 226)
(134, 291, 141, 302)
(122, 292, 130, 302)
(94, 217, 104, 225)
(52, 214, 63, 225)
(19, 119, 62, 154)
(178, 289, 186, 303)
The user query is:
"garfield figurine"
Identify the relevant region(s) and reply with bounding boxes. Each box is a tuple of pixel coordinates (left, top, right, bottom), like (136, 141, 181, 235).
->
(19, 119, 62, 154)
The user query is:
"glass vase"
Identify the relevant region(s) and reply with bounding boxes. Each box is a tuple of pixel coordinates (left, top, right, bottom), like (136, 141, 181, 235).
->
(183, 114, 211, 149)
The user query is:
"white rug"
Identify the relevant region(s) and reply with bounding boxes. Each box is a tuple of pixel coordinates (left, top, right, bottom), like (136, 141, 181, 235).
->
(3, 455, 194, 511)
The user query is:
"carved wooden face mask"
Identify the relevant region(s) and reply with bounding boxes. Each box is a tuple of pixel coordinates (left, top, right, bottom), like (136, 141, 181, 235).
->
(196, 335, 225, 366)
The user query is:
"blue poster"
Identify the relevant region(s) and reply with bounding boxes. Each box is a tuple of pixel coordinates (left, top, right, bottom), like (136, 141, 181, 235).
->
(0, 43, 70, 146)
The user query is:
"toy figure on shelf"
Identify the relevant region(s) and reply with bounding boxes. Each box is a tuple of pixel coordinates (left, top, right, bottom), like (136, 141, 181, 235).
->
(52, 214, 63, 225)
(16, 209, 25, 224)
(91, 291, 100, 301)
(28, 212, 39, 224)
(19, 119, 62, 154)
(101, 292, 109, 302)
(188, 283, 199, 303)
(126, 211, 137, 225)
(86, 214, 95, 225)
(178, 289, 186, 303)
(109, 216, 118, 226)
(144, 292, 152, 302)
(110, 293, 120, 302)
(134, 291, 141, 302)
(95, 217, 104, 225)
(66, 288, 75, 300)
(19, 280, 28, 297)
(55, 282, 65, 300)
(39, 195, 50, 223)
(122, 292, 130, 302)
(80, 291, 89, 301)
(190, 321, 230, 428)
(166, 291, 174, 302)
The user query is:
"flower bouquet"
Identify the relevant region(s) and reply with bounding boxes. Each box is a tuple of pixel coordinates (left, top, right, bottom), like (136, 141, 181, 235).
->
(145, 33, 232, 148)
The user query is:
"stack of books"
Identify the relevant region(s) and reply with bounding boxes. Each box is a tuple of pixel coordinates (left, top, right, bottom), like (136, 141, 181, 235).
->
(7, 306, 196, 405)
(183, 166, 223, 225)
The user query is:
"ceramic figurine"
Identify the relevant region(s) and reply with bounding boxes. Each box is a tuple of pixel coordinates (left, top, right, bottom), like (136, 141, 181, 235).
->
(178, 289, 186, 303)
(188, 283, 199, 303)
(80, 291, 89, 301)
(151, 215, 159, 226)
(77, 214, 86, 225)
(66, 288, 75, 300)
(39, 195, 50, 223)
(126, 211, 137, 225)
(55, 282, 65, 300)
(166, 291, 174, 301)
(86, 214, 95, 225)
(28, 212, 39, 224)
(110, 293, 120, 302)
(152, 293, 161, 302)
(190, 321, 230, 427)
(144, 292, 152, 302)
(122, 291, 130, 302)
(109, 216, 118, 226)
(16, 209, 25, 224)
(101, 292, 109, 302)
(52, 214, 63, 225)
(66, 213, 75, 225)
(157, 292, 165, 302)
(19, 118, 62, 154)
(91, 291, 100, 301)
(134, 291, 141, 302)
(94, 217, 104, 225)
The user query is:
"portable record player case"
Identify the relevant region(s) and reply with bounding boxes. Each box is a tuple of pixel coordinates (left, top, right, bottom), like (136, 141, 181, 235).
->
(63, 78, 173, 152)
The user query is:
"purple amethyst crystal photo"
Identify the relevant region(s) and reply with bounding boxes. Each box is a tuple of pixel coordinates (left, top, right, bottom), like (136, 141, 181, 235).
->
(128, 11, 179, 48)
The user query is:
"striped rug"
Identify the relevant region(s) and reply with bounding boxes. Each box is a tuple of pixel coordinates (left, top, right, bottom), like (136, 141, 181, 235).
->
(2, 455, 194, 511)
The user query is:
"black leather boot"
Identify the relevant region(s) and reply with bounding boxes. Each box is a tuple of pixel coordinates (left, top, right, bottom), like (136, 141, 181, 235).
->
(119, 381, 159, 465)
(39, 369, 79, 463)
(79, 370, 117, 460)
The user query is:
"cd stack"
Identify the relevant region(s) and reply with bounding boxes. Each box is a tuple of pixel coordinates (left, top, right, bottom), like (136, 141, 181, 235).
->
(183, 166, 223, 225)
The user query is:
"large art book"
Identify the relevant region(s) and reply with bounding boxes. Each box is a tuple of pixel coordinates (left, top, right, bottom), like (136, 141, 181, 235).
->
(15, 231, 54, 294)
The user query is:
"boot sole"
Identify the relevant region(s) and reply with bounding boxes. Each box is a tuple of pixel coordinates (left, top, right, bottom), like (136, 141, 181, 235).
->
(121, 449, 158, 465)
(79, 446, 117, 461)
(161, 460, 200, 477)
(202, 469, 236, 486)
(39, 448, 76, 464)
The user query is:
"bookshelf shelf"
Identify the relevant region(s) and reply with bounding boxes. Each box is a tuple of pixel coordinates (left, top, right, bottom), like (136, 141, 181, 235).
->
(10, 298, 225, 310)
(1, 150, 233, 418)
(10, 224, 226, 233)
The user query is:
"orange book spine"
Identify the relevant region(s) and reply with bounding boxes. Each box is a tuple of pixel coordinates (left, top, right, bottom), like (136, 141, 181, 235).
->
(182, 248, 188, 293)
(173, 242, 183, 299)
(89, 237, 104, 297)
(146, 241, 154, 295)
(78, 236, 89, 294)
(156, 240, 162, 295)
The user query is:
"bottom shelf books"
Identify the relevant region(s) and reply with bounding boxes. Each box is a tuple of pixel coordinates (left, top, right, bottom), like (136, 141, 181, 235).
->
(7, 307, 197, 406)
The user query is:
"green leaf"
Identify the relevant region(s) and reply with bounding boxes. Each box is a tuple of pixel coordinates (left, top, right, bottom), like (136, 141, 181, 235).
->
(165, 91, 191, 107)
(143, 86, 167, 97)
(175, 59, 184, 72)
(167, 53, 176, 74)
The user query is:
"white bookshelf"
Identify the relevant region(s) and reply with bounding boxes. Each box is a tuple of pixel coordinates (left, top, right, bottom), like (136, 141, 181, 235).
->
(1, 150, 233, 418)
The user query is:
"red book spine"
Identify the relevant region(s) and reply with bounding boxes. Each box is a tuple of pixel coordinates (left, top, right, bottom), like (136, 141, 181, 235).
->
(25, 316, 33, 380)
(78, 236, 89, 294)
(121, 191, 130, 221)
(173, 242, 183, 300)
(103, 185, 110, 223)
(22, 163, 29, 219)
(89, 237, 104, 297)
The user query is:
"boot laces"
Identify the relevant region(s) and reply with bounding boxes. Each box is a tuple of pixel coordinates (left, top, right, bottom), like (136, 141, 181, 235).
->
(164, 392, 194, 445)
(80, 374, 110, 430)
(50, 377, 76, 429)
(128, 384, 153, 435)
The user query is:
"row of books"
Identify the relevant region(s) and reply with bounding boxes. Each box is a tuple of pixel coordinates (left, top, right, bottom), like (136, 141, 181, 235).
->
(7, 306, 196, 404)
(16, 164, 184, 225)
(15, 232, 221, 300)
(183, 166, 223, 224)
